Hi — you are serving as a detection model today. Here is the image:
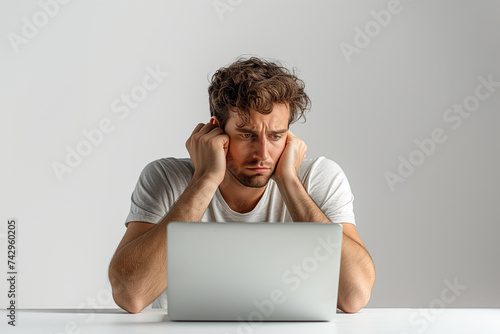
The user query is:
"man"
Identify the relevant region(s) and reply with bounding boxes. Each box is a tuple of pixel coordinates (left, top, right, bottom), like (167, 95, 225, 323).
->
(108, 56, 375, 314)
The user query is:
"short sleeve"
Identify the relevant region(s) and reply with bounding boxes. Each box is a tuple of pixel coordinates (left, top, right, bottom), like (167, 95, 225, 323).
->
(300, 157, 356, 225)
(124, 159, 193, 227)
(124, 161, 169, 226)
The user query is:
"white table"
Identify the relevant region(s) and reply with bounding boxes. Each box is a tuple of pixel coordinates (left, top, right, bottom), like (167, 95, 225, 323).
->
(2, 308, 499, 333)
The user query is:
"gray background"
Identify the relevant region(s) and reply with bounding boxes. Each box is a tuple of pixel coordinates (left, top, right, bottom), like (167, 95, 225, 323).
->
(1, 0, 499, 309)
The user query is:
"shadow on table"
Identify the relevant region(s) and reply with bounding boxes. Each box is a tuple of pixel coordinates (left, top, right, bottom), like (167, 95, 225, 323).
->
(19, 309, 133, 314)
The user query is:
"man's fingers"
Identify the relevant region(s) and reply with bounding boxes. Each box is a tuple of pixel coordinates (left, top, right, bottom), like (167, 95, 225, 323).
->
(286, 130, 306, 150)
(188, 123, 227, 152)
(194, 123, 224, 137)
(286, 130, 298, 143)
(220, 132, 230, 145)
(191, 123, 205, 136)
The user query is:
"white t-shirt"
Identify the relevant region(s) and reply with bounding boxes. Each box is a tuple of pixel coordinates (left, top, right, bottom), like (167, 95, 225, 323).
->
(124, 156, 356, 309)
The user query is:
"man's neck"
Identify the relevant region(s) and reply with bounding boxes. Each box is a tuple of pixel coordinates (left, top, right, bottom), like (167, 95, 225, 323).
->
(218, 172, 268, 214)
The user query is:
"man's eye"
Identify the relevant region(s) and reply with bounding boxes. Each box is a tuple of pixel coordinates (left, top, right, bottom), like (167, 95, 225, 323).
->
(271, 135, 281, 140)
(242, 134, 253, 139)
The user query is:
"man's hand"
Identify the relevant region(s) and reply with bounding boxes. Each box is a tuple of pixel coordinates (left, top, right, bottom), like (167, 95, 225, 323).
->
(274, 130, 307, 182)
(185, 123, 229, 186)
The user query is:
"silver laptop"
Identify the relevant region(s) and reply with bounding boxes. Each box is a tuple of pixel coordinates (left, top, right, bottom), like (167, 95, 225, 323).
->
(166, 222, 343, 321)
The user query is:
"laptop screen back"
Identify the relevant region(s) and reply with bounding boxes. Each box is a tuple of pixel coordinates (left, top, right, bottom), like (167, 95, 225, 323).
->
(167, 222, 343, 321)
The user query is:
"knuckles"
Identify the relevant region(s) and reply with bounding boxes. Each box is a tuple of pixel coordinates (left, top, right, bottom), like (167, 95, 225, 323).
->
(185, 125, 227, 152)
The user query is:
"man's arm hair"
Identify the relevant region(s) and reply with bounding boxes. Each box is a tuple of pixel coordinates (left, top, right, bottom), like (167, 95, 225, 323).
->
(108, 174, 219, 313)
(109, 123, 229, 313)
(274, 159, 375, 313)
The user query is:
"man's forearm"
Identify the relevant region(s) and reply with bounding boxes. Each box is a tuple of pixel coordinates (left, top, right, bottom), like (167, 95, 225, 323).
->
(337, 232, 375, 313)
(274, 176, 329, 223)
(275, 175, 375, 313)
(108, 176, 219, 313)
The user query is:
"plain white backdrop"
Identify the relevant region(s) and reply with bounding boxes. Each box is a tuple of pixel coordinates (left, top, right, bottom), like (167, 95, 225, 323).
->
(1, 0, 499, 309)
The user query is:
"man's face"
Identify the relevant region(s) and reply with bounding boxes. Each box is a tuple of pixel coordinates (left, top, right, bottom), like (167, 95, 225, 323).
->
(222, 104, 290, 188)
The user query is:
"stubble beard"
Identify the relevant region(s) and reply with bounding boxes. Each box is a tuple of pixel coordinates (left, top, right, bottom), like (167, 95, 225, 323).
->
(225, 151, 274, 188)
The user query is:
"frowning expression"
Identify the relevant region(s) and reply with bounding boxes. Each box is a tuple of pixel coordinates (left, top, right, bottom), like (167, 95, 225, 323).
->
(222, 104, 290, 188)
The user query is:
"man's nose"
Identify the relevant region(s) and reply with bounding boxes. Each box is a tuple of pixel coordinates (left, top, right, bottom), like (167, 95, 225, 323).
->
(252, 137, 269, 161)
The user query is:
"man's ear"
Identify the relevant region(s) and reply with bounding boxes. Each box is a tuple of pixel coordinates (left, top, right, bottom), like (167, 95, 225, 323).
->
(210, 116, 221, 127)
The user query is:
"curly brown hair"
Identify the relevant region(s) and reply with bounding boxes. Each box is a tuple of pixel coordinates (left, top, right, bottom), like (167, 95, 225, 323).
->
(208, 56, 311, 129)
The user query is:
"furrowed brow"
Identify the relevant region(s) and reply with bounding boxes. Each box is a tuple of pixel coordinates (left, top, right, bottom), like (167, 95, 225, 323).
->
(270, 129, 288, 134)
(236, 127, 288, 135)
(236, 128, 258, 134)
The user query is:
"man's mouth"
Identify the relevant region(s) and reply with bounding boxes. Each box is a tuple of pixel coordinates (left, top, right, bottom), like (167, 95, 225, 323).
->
(248, 167, 271, 173)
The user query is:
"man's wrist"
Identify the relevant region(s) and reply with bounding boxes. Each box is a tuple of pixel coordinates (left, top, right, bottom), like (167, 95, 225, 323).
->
(274, 172, 302, 192)
(192, 172, 221, 189)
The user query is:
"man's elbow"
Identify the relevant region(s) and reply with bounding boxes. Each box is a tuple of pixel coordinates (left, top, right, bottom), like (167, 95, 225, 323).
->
(109, 277, 148, 314)
(112, 289, 145, 314)
(338, 274, 375, 313)
(338, 288, 372, 313)
(108, 267, 147, 314)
